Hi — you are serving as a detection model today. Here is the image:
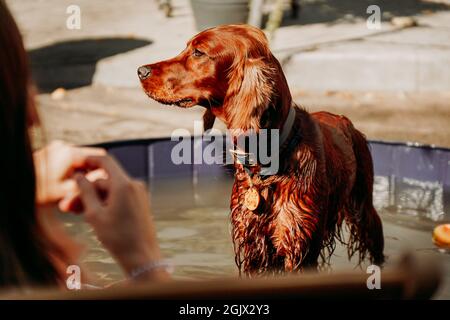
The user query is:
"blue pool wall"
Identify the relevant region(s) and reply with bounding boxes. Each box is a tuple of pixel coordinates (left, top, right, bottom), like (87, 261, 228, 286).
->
(96, 137, 450, 218)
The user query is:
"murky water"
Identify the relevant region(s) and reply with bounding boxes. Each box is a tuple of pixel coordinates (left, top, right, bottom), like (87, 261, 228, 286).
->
(61, 174, 450, 299)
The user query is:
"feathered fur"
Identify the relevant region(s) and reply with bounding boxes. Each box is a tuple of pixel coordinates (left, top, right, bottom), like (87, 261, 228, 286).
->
(138, 24, 385, 276)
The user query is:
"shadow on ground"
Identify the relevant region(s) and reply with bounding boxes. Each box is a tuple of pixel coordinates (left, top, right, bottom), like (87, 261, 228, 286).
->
(273, 0, 450, 26)
(28, 37, 152, 93)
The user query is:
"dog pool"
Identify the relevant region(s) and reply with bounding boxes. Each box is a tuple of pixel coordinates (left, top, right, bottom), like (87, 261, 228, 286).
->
(60, 138, 450, 299)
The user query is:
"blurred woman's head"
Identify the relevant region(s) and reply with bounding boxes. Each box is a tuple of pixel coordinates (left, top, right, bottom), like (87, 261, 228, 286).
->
(0, 0, 60, 287)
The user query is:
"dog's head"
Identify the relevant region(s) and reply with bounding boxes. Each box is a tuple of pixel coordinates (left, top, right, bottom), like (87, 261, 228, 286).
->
(138, 24, 291, 131)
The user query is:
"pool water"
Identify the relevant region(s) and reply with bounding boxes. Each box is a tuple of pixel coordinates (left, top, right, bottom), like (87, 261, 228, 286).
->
(61, 174, 450, 299)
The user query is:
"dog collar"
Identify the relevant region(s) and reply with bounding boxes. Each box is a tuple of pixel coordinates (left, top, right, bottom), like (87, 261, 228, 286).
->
(230, 106, 297, 173)
(279, 106, 296, 148)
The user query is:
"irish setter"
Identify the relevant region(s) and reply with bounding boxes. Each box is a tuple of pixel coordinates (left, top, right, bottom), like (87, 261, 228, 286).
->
(138, 24, 385, 276)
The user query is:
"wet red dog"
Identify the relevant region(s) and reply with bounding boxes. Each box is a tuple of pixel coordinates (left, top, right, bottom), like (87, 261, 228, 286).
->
(138, 24, 384, 276)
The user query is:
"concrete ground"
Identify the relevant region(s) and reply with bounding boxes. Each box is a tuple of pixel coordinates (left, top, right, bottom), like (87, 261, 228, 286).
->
(6, 0, 450, 147)
(36, 86, 450, 147)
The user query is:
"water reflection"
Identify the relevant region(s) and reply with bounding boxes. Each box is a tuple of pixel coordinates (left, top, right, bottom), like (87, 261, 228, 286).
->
(374, 176, 447, 222)
(60, 174, 450, 298)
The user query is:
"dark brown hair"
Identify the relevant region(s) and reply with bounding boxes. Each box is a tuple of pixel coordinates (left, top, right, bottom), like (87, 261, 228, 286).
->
(0, 0, 60, 287)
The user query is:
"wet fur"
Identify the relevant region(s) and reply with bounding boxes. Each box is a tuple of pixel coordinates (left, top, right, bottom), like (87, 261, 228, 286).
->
(138, 24, 385, 276)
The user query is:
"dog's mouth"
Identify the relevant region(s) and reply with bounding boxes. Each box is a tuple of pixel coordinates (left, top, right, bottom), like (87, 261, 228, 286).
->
(142, 90, 196, 108)
(174, 98, 194, 108)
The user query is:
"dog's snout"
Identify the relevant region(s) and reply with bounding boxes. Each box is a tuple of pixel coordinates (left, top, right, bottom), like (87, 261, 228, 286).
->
(138, 66, 151, 80)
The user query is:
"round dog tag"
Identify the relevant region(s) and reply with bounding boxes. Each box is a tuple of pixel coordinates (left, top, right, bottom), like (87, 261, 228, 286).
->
(244, 187, 260, 211)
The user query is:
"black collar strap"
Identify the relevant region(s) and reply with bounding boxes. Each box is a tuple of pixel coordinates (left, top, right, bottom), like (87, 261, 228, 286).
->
(230, 106, 300, 177)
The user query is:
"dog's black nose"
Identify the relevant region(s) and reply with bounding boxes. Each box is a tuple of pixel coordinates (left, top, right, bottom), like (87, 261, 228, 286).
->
(138, 66, 151, 80)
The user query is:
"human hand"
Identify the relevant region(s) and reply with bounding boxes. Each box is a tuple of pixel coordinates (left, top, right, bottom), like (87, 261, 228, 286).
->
(75, 155, 168, 280)
(34, 141, 106, 207)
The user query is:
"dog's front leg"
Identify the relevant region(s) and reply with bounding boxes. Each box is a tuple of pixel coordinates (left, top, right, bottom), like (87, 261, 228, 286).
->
(271, 201, 323, 272)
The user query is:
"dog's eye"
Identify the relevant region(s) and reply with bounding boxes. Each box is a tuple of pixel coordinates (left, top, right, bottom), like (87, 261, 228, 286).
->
(193, 49, 204, 57)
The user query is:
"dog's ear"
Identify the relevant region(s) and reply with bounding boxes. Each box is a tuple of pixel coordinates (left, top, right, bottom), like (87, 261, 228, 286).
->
(224, 57, 275, 132)
(202, 109, 216, 131)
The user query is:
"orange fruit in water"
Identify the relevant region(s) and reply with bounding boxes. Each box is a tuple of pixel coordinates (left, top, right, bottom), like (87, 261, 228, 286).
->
(433, 224, 450, 248)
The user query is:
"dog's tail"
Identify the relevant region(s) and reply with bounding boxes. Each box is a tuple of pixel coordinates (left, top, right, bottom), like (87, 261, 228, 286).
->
(345, 127, 385, 266)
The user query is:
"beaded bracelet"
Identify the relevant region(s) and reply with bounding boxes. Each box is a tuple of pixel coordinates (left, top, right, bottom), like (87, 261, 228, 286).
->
(129, 260, 174, 279)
